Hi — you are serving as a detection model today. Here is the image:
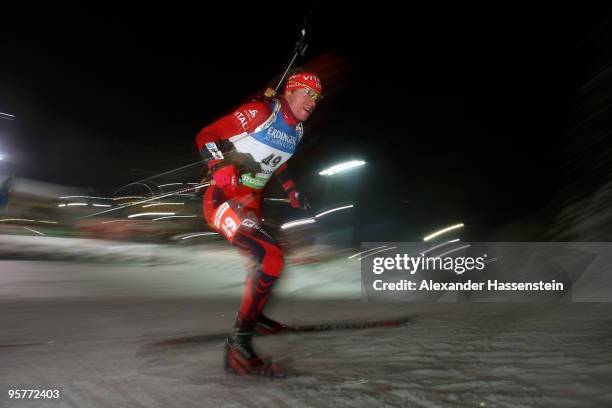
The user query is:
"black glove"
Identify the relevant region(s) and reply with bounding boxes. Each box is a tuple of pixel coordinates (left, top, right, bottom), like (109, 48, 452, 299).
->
(223, 150, 262, 175)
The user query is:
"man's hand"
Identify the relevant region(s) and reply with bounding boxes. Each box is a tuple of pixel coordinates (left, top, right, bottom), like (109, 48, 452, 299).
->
(289, 190, 310, 210)
(213, 164, 239, 194)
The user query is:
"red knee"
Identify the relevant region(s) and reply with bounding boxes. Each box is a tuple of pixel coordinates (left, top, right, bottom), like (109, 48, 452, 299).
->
(261, 245, 284, 278)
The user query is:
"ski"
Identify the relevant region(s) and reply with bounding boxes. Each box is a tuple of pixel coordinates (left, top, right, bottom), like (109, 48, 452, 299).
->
(263, 315, 414, 336)
(153, 316, 413, 348)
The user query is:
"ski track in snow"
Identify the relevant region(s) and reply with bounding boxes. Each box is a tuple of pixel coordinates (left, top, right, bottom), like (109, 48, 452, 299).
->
(1, 260, 612, 407)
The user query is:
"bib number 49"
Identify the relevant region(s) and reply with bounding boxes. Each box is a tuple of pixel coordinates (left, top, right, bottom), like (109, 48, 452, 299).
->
(261, 154, 282, 167)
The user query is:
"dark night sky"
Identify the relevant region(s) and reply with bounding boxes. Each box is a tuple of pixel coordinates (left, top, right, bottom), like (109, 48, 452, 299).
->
(0, 5, 609, 237)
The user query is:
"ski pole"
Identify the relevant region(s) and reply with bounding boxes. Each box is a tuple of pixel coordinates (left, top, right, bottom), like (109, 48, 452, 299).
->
(115, 159, 207, 190)
(78, 182, 210, 219)
(264, 197, 291, 203)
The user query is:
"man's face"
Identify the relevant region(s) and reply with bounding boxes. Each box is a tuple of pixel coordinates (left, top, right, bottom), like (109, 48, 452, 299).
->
(284, 87, 319, 122)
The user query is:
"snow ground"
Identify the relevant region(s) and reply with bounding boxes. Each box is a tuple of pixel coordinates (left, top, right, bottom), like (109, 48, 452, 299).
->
(1, 248, 612, 407)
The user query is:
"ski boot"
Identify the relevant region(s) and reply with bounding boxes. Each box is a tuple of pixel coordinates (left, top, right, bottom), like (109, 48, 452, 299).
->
(223, 330, 286, 378)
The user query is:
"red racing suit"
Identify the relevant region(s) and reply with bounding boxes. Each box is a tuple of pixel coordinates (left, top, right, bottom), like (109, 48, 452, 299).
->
(195, 96, 303, 329)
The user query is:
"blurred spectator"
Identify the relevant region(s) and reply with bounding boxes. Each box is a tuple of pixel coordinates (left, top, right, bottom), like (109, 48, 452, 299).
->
(0, 175, 15, 212)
